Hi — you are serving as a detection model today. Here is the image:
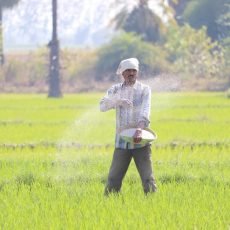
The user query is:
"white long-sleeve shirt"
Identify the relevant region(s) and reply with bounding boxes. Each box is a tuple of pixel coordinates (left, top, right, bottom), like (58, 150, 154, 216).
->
(100, 81, 151, 149)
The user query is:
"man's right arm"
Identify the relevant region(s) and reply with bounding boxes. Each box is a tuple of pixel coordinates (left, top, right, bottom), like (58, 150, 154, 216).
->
(100, 86, 118, 112)
(100, 85, 133, 112)
(100, 97, 116, 112)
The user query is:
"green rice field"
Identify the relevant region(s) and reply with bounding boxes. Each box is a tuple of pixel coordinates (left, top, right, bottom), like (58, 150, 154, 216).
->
(0, 93, 229, 229)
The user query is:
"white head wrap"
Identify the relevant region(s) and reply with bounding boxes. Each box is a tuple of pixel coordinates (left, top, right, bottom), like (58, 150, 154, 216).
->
(116, 58, 139, 75)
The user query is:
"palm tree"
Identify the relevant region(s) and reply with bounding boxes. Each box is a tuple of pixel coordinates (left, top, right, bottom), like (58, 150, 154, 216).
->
(0, 0, 20, 65)
(48, 0, 62, 97)
(112, 0, 165, 43)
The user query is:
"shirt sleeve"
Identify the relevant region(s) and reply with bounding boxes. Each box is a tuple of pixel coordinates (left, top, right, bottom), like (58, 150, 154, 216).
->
(99, 85, 119, 112)
(138, 86, 151, 126)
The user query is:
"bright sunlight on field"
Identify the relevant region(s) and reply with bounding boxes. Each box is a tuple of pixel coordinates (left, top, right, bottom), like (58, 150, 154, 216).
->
(0, 93, 229, 229)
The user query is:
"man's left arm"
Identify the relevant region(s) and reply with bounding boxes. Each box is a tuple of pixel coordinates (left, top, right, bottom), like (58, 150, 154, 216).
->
(133, 86, 151, 143)
(138, 86, 151, 128)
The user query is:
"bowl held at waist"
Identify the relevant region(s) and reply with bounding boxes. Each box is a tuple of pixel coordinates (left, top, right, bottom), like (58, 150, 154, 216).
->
(119, 128, 157, 144)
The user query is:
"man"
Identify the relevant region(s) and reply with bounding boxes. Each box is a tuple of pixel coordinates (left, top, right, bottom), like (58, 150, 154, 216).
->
(100, 57, 157, 195)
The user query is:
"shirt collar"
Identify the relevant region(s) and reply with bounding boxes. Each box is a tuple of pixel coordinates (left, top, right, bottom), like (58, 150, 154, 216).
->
(121, 81, 139, 90)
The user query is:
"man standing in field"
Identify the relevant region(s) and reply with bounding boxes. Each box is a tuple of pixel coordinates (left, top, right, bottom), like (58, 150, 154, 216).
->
(100, 57, 157, 195)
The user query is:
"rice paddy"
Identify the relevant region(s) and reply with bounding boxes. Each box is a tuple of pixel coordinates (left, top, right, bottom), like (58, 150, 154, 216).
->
(0, 92, 229, 229)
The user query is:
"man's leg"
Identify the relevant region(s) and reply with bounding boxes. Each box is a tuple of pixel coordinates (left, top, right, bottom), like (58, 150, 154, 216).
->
(104, 148, 132, 195)
(133, 145, 157, 194)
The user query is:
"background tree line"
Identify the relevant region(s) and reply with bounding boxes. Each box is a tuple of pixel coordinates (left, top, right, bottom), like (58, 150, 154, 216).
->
(0, 0, 229, 93)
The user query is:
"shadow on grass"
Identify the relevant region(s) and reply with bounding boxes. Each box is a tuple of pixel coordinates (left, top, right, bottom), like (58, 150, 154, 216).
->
(158, 173, 230, 187)
(159, 174, 195, 184)
(0, 173, 229, 192)
(15, 173, 36, 187)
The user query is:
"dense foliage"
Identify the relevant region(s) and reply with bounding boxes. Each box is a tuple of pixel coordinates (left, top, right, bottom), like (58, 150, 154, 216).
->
(95, 29, 227, 82)
(95, 33, 169, 81)
(175, 0, 229, 42)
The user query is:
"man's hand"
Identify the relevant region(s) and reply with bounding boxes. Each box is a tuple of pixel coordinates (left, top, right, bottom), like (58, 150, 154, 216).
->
(116, 99, 133, 108)
(133, 128, 142, 143)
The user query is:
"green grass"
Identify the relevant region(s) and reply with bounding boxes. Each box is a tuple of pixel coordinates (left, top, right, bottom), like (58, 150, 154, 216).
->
(0, 93, 229, 229)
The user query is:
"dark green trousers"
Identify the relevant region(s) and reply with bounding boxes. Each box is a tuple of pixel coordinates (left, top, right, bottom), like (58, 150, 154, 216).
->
(104, 145, 157, 195)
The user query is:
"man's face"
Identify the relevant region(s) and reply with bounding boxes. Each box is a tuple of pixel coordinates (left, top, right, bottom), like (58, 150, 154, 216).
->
(122, 69, 138, 86)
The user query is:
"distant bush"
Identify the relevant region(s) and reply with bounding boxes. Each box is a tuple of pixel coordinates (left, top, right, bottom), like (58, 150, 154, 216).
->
(164, 24, 226, 79)
(0, 47, 98, 92)
(94, 32, 170, 81)
(0, 48, 48, 88)
(60, 48, 98, 87)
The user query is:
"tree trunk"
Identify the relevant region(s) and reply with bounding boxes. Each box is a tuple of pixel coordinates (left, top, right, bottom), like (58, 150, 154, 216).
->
(48, 0, 62, 97)
(0, 5, 4, 65)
